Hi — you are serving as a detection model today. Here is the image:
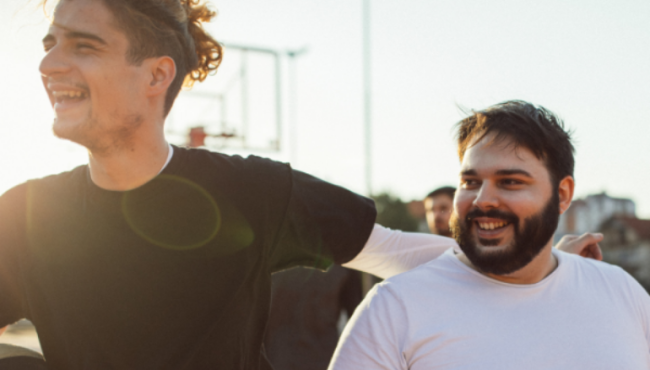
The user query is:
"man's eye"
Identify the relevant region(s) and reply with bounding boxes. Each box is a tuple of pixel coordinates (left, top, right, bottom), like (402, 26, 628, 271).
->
(76, 43, 95, 50)
(462, 179, 480, 188)
(502, 179, 522, 186)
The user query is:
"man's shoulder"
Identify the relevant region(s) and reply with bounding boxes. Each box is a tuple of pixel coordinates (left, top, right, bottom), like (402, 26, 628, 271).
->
(557, 249, 631, 280)
(173, 146, 289, 173)
(4, 166, 87, 194)
(31, 165, 87, 184)
(0, 166, 87, 213)
(557, 250, 648, 300)
(170, 147, 294, 204)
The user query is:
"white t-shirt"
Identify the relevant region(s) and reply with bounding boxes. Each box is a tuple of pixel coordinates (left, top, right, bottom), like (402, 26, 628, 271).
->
(330, 248, 650, 370)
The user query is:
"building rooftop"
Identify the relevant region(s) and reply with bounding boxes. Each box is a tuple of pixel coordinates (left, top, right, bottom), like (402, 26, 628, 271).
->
(609, 216, 650, 241)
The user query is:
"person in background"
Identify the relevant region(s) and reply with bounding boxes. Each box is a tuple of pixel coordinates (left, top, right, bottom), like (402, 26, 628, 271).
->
(424, 187, 456, 237)
(264, 265, 362, 370)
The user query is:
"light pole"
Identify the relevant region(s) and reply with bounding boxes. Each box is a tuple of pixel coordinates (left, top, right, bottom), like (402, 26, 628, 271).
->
(362, 0, 375, 295)
(363, 0, 372, 197)
(287, 47, 309, 166)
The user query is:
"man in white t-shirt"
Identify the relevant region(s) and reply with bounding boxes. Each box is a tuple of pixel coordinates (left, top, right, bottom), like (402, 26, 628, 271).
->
(329, 100, 650, 370)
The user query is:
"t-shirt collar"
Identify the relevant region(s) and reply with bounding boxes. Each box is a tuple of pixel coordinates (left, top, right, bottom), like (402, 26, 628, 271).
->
(158, 143, 174, 174)
(445, 247, 563, 288)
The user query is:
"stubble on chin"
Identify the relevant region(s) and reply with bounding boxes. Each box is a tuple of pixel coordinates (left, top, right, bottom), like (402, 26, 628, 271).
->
(52, 111, 144, 156)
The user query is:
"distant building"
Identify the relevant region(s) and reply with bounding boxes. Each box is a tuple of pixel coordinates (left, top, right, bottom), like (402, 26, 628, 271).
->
(599, 216, 650, 289)
(555, 192, 636, 241)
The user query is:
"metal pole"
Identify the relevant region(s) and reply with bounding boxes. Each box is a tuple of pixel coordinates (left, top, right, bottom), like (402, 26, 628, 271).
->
(363, 0, 372, 197)
(288, 55, 298, 164)
(287, 47, 309, 166)
(219, 95, 226, 134)
(361, 0, 375, 295)
(274, 52, 283, 151)
(241, 50, 249, 147)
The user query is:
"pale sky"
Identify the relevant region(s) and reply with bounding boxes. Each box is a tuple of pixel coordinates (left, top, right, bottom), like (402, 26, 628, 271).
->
(1, 0, 649, 218)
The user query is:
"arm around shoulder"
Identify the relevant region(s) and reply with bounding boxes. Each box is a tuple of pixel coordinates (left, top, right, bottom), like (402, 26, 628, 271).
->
(343, 224, 458, 279)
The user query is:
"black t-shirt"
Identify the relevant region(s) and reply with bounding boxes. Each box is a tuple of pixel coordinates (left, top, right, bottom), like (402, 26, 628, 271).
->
(0, 146, 376, 370)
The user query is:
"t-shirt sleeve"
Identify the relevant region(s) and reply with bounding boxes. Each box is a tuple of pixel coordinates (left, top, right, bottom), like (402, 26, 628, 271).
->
(269, 168, 376, 272)
(328, 283, 407, 370)
(343, 224, 459, 278)
(0, 185, 27, 327)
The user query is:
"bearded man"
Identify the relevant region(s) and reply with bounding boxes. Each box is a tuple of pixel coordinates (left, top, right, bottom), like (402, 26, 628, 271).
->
(328, 100, 650, 370)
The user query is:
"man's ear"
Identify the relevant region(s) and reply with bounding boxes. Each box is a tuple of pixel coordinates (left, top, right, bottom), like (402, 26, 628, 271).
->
(146, 56, 176, 97)
(558, 176, 575, 215)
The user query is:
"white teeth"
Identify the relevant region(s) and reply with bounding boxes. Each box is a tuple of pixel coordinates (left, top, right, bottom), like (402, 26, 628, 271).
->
(53, 91, 85, 98)
(478, 221, 508, 230)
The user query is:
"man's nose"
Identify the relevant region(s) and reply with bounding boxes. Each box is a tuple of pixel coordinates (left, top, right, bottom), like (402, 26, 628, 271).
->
(472, 183, 499, 210)
(39, 45, 71, 78)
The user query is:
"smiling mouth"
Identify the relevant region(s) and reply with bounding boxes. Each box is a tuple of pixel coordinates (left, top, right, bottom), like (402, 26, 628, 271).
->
(53, 90, 89, 104)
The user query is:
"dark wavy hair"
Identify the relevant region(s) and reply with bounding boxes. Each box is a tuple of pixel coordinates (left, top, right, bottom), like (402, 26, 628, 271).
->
(455, 100, 575, 187)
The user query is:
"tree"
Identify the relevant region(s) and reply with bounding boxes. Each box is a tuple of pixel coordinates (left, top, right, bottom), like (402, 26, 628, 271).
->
(372, 193, 419, 232)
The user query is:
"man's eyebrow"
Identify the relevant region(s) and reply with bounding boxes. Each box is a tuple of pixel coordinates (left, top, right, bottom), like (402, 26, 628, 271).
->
(42, 24, 107, 46)
(495, 169, 533, 177)
(65, 30, 107, 45)
(460, 169, 533, 177)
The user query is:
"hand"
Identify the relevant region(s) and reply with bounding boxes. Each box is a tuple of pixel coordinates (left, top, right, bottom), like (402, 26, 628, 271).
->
(0, 326, 6, 336)
(556, 233, 603, 261)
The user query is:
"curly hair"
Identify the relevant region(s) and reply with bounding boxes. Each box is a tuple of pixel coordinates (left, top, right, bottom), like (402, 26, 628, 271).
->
(43, 0, 223, 116)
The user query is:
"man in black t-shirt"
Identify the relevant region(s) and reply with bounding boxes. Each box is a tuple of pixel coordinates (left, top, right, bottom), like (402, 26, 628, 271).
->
(0, 147, 377, 369)
(0, 1, 602, 369)
(0, 1, 378, 368)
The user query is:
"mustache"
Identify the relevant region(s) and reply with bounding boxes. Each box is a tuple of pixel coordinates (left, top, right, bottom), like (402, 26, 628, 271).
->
(465, 208, 519, 225)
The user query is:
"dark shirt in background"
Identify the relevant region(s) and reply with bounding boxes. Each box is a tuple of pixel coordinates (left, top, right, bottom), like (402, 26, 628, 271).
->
(264, 265, 362, 370)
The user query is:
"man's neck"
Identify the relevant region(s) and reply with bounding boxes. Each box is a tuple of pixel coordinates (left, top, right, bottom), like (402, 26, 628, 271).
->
(88, 136, 170, 191)
(458, 243, 558, 285)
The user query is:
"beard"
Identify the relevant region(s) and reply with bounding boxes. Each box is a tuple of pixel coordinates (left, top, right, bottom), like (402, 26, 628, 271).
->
(450, 191, 560, 276)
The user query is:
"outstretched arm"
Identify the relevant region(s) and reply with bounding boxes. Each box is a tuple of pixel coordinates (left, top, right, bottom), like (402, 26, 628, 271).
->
(342, 224, 457, 279)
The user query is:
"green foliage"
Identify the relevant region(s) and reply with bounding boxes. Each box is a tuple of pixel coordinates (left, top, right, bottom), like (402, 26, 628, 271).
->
(372, 192, 419, 232)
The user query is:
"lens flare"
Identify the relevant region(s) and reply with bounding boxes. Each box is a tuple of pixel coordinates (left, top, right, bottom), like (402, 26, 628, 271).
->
(121, 175, 221, 251)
